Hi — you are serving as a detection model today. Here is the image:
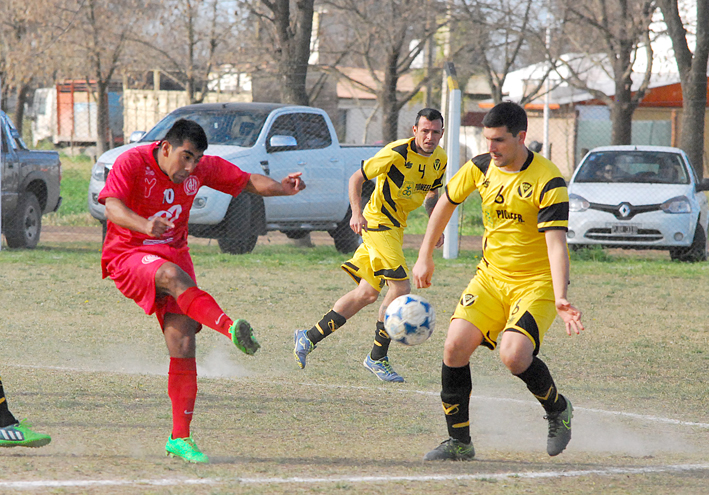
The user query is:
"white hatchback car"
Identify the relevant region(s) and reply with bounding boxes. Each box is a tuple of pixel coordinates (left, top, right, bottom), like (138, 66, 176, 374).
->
(567, 145, 709, 262)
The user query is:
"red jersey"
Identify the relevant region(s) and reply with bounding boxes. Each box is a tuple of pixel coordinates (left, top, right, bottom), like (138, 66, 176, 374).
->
(99, 142, 250, 277)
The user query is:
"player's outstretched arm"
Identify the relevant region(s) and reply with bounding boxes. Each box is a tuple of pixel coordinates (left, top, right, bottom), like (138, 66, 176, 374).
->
(413, 195, 456, 288)
(424, 190, 445, 248)
(104, 197, 174, 238)
(246, 172, 306, 197)
(545, 229, 585, 336)
(348, 169, 367, 235)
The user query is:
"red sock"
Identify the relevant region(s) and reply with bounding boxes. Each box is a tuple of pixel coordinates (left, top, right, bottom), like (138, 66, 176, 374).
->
(176, 286, 233, 337)
(168, 357, 197, 439)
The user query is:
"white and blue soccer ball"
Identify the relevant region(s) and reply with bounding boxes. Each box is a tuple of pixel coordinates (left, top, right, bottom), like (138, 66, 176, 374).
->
(384, 294, 435, 346)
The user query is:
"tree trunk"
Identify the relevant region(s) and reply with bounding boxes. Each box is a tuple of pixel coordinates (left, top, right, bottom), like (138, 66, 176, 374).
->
(679, 74, 708, 178)
(96, 81, 109, 156)
(610, 50, 635, 145)
(380, 48, 401, 143)
(13, 83, 31, 137)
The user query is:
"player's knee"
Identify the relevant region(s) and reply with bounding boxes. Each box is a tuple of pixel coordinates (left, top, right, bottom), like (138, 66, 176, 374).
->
(443, 336, 473, 367)
(156, 263, 192, 291)
(499, 347, 532, 375)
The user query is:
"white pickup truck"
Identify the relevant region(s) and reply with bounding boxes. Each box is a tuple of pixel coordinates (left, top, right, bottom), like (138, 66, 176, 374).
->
(88, 103, 380, 253)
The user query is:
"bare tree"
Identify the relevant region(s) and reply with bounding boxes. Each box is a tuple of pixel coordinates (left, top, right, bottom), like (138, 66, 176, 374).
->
(131, 0, 243, 104)
(0, 0, 60, 133)
(657, 0, 709, 177)
(251, 0, 315, 105)
(57, 0, 144, 155)
(325, 0, 445, 142)
(558, 0, 656, 145)
(456, 0, 553, 105)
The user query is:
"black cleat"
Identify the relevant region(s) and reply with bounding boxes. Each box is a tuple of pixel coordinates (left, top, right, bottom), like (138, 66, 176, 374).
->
(545, 397, 573, 456)
(423, 437, 475, 461)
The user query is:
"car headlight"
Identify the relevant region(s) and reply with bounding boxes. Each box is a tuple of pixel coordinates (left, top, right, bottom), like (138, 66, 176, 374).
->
(91, 161, 110, 181)
(569, 193, 589, 212)
(661, 195, 692, 214)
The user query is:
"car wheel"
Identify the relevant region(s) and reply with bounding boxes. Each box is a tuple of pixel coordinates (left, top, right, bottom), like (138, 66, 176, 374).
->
(670, 223, 707, 262)
(5, 192, 42, 249)
(217, 193, 262, 254)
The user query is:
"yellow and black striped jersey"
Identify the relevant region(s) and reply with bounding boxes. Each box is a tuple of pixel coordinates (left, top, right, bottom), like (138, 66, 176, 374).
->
(362, 138, 447, 229)
(446, 150, 569, 282)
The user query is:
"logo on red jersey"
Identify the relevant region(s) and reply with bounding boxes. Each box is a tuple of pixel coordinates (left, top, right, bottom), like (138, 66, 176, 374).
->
(184, 176, 200, 195)
(145, 177, 157, 198)
(141, 254, 162, 264)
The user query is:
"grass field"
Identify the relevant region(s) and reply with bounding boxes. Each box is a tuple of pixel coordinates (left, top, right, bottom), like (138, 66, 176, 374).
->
(1, 243, 708, 494)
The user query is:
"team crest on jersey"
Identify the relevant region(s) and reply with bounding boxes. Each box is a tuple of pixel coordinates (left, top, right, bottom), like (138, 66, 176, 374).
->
(183, 176, 200, 195)
(404, 161, 413, 169)
(433, 158, 441, 171)
(460, 293, 477, 307)
(141, 254, 161, 264)
(399, 181, 414, 198)
(517, 182, 533, 199)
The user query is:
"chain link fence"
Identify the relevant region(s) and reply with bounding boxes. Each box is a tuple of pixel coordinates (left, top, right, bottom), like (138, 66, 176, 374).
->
(3, 83, 705, 261)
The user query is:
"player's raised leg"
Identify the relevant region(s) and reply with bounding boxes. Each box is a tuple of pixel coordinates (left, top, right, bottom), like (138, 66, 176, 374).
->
(363, 279, 410, 382)
(294, 280, 378, 369)
(424, 318, 480, 461)
(163, 313, 209, 463)
(157, 262, 260, 355)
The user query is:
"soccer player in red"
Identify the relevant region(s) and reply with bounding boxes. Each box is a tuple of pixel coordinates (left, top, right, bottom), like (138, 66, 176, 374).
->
(99, 119, 305, 463)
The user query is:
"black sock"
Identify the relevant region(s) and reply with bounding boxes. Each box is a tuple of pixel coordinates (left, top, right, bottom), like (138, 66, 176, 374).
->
(0, 377, 18, 427)
(441, 362, 472, 444)
(369, 321, 391, 361)
(306, 310, 347, 344)
(515, 356, 566, 414)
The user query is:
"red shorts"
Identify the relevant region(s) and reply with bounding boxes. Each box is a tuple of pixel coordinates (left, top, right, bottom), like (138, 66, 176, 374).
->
(104, 245, 199, 330)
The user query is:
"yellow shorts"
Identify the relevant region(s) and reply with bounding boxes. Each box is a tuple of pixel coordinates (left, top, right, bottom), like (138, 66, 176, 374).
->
(341, 227, 408, 293)
(452, 269, 556, 355)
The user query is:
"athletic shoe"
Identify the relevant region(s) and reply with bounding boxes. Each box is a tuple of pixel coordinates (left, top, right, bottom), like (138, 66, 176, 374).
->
(293, 329, 316, 369)
(363, 354, 405, 383)
(423, 437, 475, 461)
(229, 319, 260, 355)
(0, 420, 51, 448)
(545, 396, 573, 456)
(165, 435, 209, 464)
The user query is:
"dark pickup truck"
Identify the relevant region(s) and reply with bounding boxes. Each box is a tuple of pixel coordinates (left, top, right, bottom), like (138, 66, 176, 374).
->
(1, 111, 62, 248)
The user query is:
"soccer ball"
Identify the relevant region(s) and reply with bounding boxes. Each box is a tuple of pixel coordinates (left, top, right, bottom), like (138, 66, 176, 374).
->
(384, 294, 435, 346)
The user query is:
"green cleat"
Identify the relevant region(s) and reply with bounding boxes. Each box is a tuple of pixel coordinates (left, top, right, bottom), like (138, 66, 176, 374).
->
(165, 435, 209, 464)
(229, 319, 260, 355)
(0, 420, 51, 448)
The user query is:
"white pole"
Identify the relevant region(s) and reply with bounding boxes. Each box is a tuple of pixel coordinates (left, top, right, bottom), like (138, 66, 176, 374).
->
(443, 62, 461, 260)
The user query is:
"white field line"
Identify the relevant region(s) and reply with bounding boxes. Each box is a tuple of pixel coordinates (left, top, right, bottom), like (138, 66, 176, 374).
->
(2, 463, 709, 490)
(10, 363, 709, 429)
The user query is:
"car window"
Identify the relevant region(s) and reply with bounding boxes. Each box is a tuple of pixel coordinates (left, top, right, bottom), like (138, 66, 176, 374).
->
(574, 151, 689, 184)
(296, 113, 332, 150)
(141, 109, 270, 148)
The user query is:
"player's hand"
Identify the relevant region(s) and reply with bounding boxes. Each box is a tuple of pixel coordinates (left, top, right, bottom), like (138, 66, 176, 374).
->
(435, 233, 445, 248)
(145, 216, 174, 238)
(281, 172, 306, 195)
(350, 210, 367, 235)
(412, 256, 435, 289)
(555, 298, 584, 336)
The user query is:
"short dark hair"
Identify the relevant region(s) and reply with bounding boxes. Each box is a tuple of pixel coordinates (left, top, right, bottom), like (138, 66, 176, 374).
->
(163, 119, 208, 152)
(482, 101, 527, 136)
(415, 108, 444, 127)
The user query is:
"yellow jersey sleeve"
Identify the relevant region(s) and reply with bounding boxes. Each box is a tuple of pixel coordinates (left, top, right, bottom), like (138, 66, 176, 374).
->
(537, 176, 569, 231)
(445, 154, 490, 205)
